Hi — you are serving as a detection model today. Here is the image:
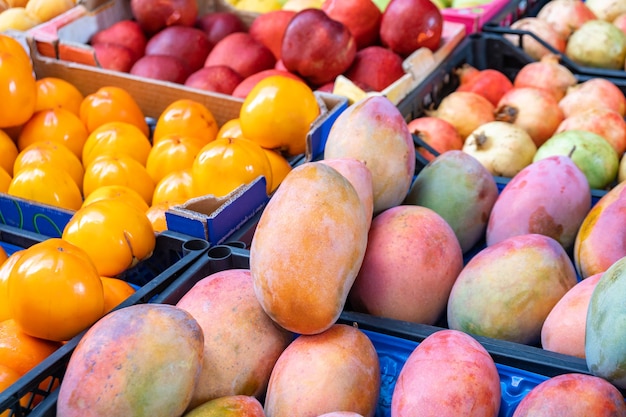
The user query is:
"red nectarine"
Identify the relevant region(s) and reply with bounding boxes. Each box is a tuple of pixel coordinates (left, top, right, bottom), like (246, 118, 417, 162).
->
(248, 9, 296, 60)
(195, 11, 247, 46)
(344, 46, 405, 91)
(90, 19, 147, 64)
(322, 0, 382, 49)
(145, 26, 213, 73)
(281, 8, 357, 87)
(184, 66, 244, 95)
(204, 32, 276, 79)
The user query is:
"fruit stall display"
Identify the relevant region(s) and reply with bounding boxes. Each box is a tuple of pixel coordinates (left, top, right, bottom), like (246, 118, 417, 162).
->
(1, 0, 626, 415)
(482, 0, 626, 79)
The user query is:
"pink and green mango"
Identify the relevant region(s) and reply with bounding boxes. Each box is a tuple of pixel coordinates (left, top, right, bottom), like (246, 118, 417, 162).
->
(391, 329, 501, 417)
(447, 234, 578, 345)
(574, 180, 626, 279)
(586, 255, 626, 389)
(512, 373, 626, 416)
(404, 150, 498, 253)
(486, 155, 591, 251)
(541, 273, 602, 359)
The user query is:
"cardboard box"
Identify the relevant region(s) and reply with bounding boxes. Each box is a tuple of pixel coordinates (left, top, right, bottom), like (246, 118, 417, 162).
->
(27, 0, 249, 63)
(4, 43, 347, 241)
(27, 0, 465, 108)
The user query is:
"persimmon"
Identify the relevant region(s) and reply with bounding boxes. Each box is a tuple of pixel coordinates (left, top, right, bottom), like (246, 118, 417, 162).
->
(0, 167, 10, 194)
(191, 136, 273, 197)
(153, 99, 218, 145)
(145, 134, 203, 184)
(263, 148, 293, 193)
(152, 169, 194, 205)
(62, 199, 156, 277)
(100, 277, 136, 314)
(79, 86, 149, 136)
(81, 184, 150, 213)
(34, 77, 84, 115)
(0, 40, 36, 128)
(8, 165, 83, 210)
(0, 33, 31, 69)
(83, 153, 155, 206)
(146, 201, 177, 233)
(0, 319, 62, 374)
(13, 140, 84, 191)
(0, 363, 27, 416)
(17, 107, 89, 158)
(0, 251, 24, 322)
(82, 121, 152, 168)
(0, 129, 17, 176)
(239, 75, 320, 156)
(8, 238, 105, 342)
(216, 118, 244, 140)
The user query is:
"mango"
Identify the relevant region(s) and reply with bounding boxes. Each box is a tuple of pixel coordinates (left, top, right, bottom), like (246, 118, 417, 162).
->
(447, 234, 578, 345)
(264, 324, 380, 417)
(541, 273, 602, 359)
(511, 373, 626, 416)
(404, 150, 498, 253)
(348, 205, 463, 325)
(57, 304, 204, 417)
(323, 95, 415, 214)
(182, 395, 265, 417)
(250, 162, 369, 335)
(175, 269, 293, 410)
(319, 157, 374, 229)
(486, 155, 591, 251)
(586, 255, 626, 388)
(574, 180, 626, 278)
(391, 329, 500, 417)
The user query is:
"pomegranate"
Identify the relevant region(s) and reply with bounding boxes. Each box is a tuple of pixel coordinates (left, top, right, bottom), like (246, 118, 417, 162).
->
(513, 54, 578, 101)
(407, 116, 464, 162)
(495, 87, 565, 147)
(462, 121, 537, 178)
(613, 12, 626, 37)
(504, 17, 567, 61)
(585, 0, 626, 22)
(426, 91, 495, 140)
(565, 20, 626, 70)
(455, 64, 514, 106)
(556, 107, 626, 155)
(559, 78, 626, 117)
(536, 0, 597, 39)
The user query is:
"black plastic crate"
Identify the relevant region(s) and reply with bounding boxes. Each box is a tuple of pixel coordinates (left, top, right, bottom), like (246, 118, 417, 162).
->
(481, 0, 626, 80)
(0, 225, 210, 417)
(23, 245, 607, 417)
(395, 31, 621, 202)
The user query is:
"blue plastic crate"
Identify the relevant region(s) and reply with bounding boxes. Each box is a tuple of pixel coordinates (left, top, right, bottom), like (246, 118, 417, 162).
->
(21, 245, 607, 417)
(0, 224, 210, 417)
(362, 328, 549, 417)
